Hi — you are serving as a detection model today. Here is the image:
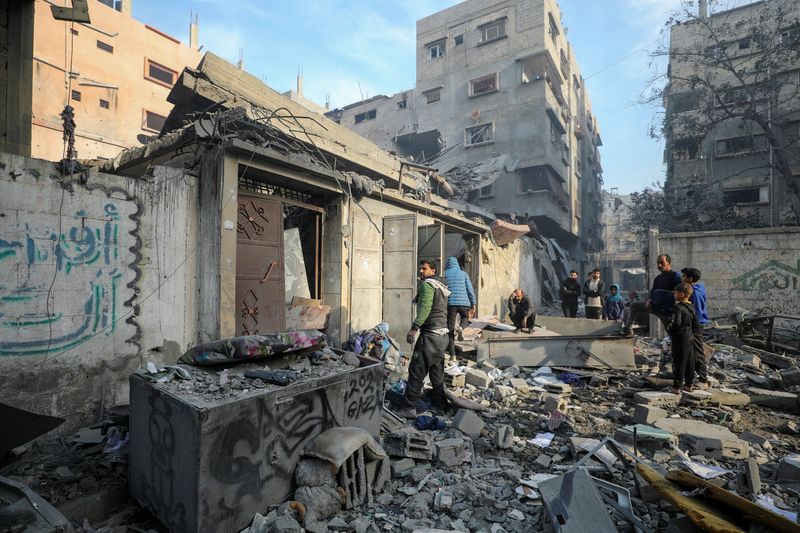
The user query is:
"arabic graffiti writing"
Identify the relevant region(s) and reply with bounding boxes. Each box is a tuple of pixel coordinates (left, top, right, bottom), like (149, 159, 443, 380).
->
(0, 187, 139, 356)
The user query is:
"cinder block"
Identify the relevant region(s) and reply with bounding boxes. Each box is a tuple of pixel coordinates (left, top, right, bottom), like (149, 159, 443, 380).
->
(444, 373, 466, 388)
(543, 393, 567, 414)
(452, 409, 485, 439)
(383, 430, 434, 461)
(465, 368, 492, 388)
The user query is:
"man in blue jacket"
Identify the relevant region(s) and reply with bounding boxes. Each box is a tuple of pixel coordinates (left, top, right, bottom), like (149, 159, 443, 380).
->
(621, 254, 682, 336)
(443, 256, 476, 357)
(682, 267, 711, 389)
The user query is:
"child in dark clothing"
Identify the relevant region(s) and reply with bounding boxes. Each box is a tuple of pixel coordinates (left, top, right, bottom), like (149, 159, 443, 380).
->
(667, 283, 698, 394)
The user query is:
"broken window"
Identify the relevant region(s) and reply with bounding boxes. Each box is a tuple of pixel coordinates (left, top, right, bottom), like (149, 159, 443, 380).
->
(143, 110, 166, 132)
(672, 138, 699, 160)
(521, 54, 546, 84)
(396, 99, 407, 109)
(716, 134, 766, 155)
(780, 26, 800, 45)
(723, 186, 766, 204)
(478, 183, 495, 198)
(465, 123, 493, 146)
(550, 120, 562, 146)
(559, 49, 569, 79)
(354, 109, 377, 123)
(479, 19, 506, 43)
(469, 73, 498, 96)
(145, 59, 177, 87)
(428, 40, 446, 60)
(424, 88, 441, 104)
(548, 13, 559, 43)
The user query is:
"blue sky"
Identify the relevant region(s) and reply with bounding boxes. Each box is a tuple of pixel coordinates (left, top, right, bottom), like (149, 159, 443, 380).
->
(132, 0, 690, 194)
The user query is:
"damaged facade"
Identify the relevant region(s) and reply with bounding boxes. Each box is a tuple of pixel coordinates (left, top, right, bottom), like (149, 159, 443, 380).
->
(325, 0, 605, 274)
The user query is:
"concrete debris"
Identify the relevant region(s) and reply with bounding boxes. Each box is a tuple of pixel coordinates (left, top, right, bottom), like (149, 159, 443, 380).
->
(384, 430, 434, 461)
(654, 418, 750, 459)
(465, 368, 493, 388)
(747, 388, 800, 412)
(452, 409, 485, 439)
(634, 404, 668, 425)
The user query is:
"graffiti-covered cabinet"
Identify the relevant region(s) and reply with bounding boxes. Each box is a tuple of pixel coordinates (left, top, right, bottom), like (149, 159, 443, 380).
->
(235, 195, 284, 335)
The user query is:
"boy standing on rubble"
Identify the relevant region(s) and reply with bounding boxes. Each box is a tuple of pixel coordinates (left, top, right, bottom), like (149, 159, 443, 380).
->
(397, 259, 451, 419)
(682, 267, 711, 389)
(668, 283, 698, 394)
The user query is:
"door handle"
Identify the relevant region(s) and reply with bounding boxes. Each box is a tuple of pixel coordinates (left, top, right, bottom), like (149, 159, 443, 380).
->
(260, 260, 278, 283)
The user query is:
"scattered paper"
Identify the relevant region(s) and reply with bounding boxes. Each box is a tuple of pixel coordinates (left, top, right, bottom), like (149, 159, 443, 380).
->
(529, 432, 555, 448)
(146, 362, 158, 373)
(756, 494, 799, 522)
(514, 485, 540, 499)
(683, 460, 731, 479)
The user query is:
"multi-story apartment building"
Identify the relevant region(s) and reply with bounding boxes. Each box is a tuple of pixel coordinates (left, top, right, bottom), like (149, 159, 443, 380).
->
(1, 0, 202, 162)
(326, 0, 604, 267)
(664, 0, 800, 227)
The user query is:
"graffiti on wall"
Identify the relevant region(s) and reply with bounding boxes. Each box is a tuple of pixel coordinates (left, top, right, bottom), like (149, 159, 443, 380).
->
(732, 259, 800, 312)
(0, 181, 140, 356)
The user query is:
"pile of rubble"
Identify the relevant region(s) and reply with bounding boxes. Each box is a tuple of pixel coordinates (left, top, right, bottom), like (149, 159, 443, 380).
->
(243, 335, 800, 533)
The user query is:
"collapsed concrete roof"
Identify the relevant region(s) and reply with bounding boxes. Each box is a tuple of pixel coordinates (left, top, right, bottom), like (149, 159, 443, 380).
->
(443, 154, 519, 198)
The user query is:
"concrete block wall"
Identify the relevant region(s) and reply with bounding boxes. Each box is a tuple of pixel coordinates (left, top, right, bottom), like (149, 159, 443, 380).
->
(477, 235, 543, 319)
(0, 152, 198, 430)
(654, 227, 800, 316)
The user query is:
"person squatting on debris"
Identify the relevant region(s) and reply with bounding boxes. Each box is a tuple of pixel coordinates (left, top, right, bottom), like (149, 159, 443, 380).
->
(668, 282, 698, 394)
(682, 267, 711, 389)
(621, 254, 682, 336)
(582, 269, 605, 319)
(508, 289, 536, 333)
(443, 256, 476, 358)
(398, 259, 451, 419)
(559, 270, 581, 318)
(602, 284, 625, 321)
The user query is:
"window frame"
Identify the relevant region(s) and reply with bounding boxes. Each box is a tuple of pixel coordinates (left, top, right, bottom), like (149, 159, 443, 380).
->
(71, 89, 81, 102)
(465, 122, 495, 147)
(96, 40, 114, 54)
(722, 186, 768, 205)
(428, 39, 446, 60)
(99, 99, 110, 109)
(354, 109, 377, 124)
(478, 18, 507, 44)
(142, 109, 167, 133)
(469, 72, 499, 97)
(423, 88, 442, 105)
(144, 59, 178, 88)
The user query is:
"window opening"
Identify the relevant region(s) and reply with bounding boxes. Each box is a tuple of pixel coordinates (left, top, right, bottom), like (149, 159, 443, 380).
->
(424, 88, 441, 104)
(143, 110, 166, 132)
(479, 19, 506, 43)
(97, 40, 113, 53)
(99, 99, 110, 109)
(428, 40, 446, 59)
(354, 109, 377, 123)
(71, 90, 81, 102)
(145, 60, 177, 87)
(466, 123, 493, 146)
(470, 73, 498, 96)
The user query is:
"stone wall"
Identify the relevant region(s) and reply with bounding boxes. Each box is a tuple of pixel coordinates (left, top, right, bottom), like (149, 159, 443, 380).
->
(0, 152, 198, 430)
(477, 235, 545, 319)
(652, 227, 800, 317)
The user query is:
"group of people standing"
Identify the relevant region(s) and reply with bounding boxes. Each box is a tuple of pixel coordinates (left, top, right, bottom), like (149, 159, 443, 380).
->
(561, 254, 711, 394)
(559, 268, 626, 321)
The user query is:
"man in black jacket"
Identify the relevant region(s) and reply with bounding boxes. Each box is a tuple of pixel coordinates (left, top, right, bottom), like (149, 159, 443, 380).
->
(560, 270, 581, 318)
(508, 289, 536, 332)
(396, 259, 451, 419)
(582, 269, 605, 319)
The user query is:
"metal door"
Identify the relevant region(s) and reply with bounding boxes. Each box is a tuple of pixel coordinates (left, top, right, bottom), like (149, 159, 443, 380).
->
(236, 194, 284, 335)
(349, 213, 382, 334)
(382, 215, 417, 353)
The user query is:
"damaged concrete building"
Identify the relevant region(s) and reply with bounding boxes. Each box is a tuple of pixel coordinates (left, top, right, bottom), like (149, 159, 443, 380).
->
(326, 0, 605, 275)
(663, 0, 800, 226)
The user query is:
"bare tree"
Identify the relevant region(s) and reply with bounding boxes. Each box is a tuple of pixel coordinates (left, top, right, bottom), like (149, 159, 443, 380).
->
(644, 0, 800, 226)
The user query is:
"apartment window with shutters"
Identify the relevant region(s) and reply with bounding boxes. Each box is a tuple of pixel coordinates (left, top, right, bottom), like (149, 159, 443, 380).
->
(465, 123, 494, 146)
(144, 59, 178, 88)
(143, 110, 167, 132)
(469, 73, 499, 97)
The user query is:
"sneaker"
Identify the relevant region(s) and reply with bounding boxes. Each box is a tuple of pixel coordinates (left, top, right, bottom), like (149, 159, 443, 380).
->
(394, 406, 418, 420)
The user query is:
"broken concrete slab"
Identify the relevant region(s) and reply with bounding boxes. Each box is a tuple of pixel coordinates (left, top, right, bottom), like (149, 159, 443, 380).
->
(495, 425, 514, 450)
(777, 456, 800, 481)
(654, 418, 749, 459)
(739, 432, 771, 449)
(747, 388, 800, 413)
(633, 391, 680, 408)
(634, 404, 667, 425)
(746, 457, 761, 495)
(435, 438, 471, 467)
(452, 409, 485, 439)
(476, 335, 636, 369)
(780, 367, 800, 387)
(392, 458, 416, 477)
(508, 378, 530, 395)
(707, 388, 750, 407)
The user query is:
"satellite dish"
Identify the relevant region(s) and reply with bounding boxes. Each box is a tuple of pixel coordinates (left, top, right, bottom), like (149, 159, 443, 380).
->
(470, 109, 481, 120)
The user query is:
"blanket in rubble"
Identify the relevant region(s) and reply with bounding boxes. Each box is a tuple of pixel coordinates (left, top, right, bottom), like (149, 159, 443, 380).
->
(179, 330, 326, 366)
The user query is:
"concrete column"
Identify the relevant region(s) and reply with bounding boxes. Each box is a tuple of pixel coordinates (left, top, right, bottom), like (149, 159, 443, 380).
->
(219, 154, 238, 338)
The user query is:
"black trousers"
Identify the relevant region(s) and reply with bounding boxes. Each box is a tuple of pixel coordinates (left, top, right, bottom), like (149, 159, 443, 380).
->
(403, 331, 449, 409)
(511, 312, 535, 330)
(694, 333, 708, 383)
(562, 300, 578, 318)
(671, 331, 695, 388)
(447, 306, 471, 357)
(586, 307, 602, 319)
